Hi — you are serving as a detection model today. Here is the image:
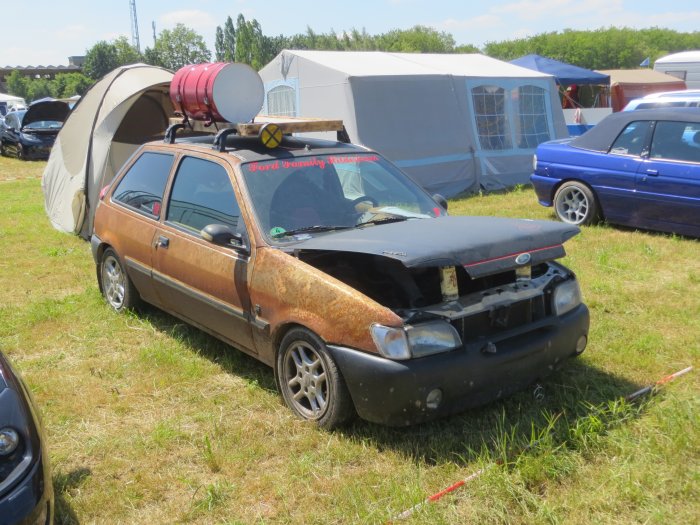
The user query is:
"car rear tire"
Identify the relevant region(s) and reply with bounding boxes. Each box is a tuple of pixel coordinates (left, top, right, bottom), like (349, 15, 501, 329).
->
(99, 248, 139, 312)
(554, 181, 600, 226)
(276, 327, 355, 429)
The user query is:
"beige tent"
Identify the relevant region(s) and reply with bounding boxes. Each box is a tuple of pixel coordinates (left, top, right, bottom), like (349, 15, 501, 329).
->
(42, 63, 174, 237)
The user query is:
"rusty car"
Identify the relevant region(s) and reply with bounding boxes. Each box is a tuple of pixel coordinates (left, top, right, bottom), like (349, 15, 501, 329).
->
(89, 116, 589, 429)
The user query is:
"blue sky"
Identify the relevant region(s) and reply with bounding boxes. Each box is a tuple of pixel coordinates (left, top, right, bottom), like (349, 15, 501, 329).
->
(3, 0, 699, 66)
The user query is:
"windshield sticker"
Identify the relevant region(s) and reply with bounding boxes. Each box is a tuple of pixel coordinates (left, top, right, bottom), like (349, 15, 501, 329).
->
(246, 155, 379, 173)
(270, 226, 286, 237)
(328, 155, 379, 164)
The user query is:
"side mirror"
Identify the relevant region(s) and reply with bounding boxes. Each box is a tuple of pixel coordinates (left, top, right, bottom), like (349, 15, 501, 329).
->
(432, 193, 448, 211)
(201, 224, 247, 253)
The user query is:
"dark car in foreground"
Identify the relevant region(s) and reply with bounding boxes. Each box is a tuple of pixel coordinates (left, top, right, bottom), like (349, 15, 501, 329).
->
(531, 108, 700, 237)
(91, 119, 589, 428)
(0, 100, 70, 160)
(0, 351, 53, 525)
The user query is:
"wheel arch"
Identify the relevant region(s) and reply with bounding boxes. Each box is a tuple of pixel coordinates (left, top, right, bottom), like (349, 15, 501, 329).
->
(93, 240, 113, 295)
(552, 178, 606, 221)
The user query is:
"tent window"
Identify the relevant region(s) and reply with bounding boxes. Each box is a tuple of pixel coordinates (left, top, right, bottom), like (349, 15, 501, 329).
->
(266, 85, 297, 117)
(471, 86, 511, 150)
(516, 85, 551, 148)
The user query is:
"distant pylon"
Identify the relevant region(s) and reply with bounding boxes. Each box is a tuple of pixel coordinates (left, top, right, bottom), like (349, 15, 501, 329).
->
(129, 0, 140, 53)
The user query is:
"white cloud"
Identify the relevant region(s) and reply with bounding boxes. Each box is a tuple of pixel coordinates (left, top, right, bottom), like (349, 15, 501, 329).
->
(159, 10, 219, 33)
(53, 24, 89, 41)
(440, 15, 502, 31)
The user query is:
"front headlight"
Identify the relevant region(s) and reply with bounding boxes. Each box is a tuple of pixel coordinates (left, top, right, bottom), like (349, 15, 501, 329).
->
(0, 427, 20, 455)
(552, 279, 582, 316)
(20, 133, 42, 144)
(371, 321, 462, 360)
(532, 153, 538, 171)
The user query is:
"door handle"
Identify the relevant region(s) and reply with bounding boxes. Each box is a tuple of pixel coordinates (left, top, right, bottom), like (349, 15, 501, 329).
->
(645, 169, 659, 176)
(155, 236, 169, 249)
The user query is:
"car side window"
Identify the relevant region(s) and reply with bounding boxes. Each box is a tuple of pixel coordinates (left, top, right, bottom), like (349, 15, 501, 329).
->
(166, 156, 242, 234)
(112, 152, 174, 217)
(650, 121, 700, 163)
(609, 121, 651, 157)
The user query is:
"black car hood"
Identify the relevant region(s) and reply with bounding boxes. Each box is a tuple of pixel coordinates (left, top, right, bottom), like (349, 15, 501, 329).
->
(22, 100, 70, 128)
(292, 216, 579, 278)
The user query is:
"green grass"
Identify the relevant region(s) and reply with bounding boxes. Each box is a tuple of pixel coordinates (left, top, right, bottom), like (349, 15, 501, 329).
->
(1, 157, 698, 524)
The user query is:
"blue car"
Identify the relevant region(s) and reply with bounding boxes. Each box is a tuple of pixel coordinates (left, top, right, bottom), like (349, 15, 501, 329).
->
(531, 108, 700, 238)
(0, 351, 53, 525)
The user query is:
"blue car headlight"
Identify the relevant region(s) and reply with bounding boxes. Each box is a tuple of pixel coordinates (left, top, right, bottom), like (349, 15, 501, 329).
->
(0, 428, 20, 456)
(552, 279, 582, 316)
(371, 321, 462, 360)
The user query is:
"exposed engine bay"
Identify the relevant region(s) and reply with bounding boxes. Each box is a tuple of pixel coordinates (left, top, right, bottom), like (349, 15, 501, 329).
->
(298, 250, 573, 344)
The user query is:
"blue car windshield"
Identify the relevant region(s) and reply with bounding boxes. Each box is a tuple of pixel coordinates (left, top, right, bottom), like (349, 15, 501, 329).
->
(240, 153, 443, 241)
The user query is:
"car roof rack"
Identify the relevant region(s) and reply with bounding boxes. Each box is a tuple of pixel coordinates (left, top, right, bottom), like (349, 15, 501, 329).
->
(168, 116, 347, 150)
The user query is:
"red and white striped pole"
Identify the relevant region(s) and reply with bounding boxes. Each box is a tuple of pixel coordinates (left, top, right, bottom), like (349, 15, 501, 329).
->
(390, 366, 693, 522)
(625, 365, 693, 401)
(391, 468, 486, 521)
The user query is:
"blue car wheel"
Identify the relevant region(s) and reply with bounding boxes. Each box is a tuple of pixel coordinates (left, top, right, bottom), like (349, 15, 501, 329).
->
(554, 181, 600, 226)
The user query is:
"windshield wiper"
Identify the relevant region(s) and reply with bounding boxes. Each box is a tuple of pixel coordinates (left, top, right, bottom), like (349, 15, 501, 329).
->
(356, 216, 410, 228)
(274, 224, 353, 237)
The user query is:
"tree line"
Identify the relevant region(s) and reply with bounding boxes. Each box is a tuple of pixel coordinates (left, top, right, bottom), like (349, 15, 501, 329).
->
(6, 14, 699, 102)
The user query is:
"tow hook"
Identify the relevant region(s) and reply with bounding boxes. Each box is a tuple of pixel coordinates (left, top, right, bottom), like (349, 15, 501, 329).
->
(533, 383, 545, 402)
(481, 341, 497, 354)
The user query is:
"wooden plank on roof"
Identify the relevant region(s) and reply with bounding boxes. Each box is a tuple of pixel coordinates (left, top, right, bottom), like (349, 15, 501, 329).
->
(236, 116, 344, 136)
(169, 116, 344, 135)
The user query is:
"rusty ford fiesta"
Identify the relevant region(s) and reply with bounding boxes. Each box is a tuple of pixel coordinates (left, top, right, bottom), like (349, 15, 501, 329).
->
(90, 119, 589, 428)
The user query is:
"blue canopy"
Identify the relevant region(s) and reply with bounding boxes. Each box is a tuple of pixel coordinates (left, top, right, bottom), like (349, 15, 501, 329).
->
(510, 54, 609, 85)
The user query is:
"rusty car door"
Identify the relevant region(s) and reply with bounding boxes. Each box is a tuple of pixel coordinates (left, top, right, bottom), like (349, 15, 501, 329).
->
(152, 154, 255, 354)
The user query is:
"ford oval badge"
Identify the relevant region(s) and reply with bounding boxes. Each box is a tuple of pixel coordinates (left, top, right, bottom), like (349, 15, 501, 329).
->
(515, 253, 531, 265)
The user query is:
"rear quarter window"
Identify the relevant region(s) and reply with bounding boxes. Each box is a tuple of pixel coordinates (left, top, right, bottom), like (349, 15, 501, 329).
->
(112, 152, 174, 217)
(609, 121, 652, 156)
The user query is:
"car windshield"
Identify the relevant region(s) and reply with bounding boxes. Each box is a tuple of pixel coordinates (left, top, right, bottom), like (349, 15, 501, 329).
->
(23, 120, 63, 130)
(240, 152, 443, 241)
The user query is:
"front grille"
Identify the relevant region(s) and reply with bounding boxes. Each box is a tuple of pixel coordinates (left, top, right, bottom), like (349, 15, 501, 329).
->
(452, 294, 548, 343)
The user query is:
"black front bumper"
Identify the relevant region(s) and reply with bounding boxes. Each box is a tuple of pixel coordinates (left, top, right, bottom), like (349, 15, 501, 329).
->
(0, 454, 53, 525)
(328, 304, 589, 426)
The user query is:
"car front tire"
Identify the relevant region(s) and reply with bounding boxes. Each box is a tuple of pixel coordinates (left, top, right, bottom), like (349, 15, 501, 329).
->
(554, 181, 600, 226)
(276, 328, 354, 429)
(99, 248, 139, 312)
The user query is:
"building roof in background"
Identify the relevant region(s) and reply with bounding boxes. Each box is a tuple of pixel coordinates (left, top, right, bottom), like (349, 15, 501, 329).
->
(0, 64, 81, 71)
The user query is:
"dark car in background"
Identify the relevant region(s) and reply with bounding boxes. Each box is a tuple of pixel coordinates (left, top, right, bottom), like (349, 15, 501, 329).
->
(0, 100, 70, 160)
(531, 108, 700, 237)
(0, 351, 53, 525)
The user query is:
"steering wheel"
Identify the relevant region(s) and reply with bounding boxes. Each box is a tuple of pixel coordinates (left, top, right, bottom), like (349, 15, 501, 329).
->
(350, 195, 378, 208)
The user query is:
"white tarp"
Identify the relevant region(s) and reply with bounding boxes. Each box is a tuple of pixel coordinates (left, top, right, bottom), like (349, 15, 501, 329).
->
(42, 63, 173, 237)
(0, 92, 26, 109)
(259, 50, 568, 196)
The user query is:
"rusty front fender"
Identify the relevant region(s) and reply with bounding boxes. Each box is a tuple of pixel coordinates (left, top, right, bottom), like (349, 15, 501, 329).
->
(250, 247, 402, 359)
